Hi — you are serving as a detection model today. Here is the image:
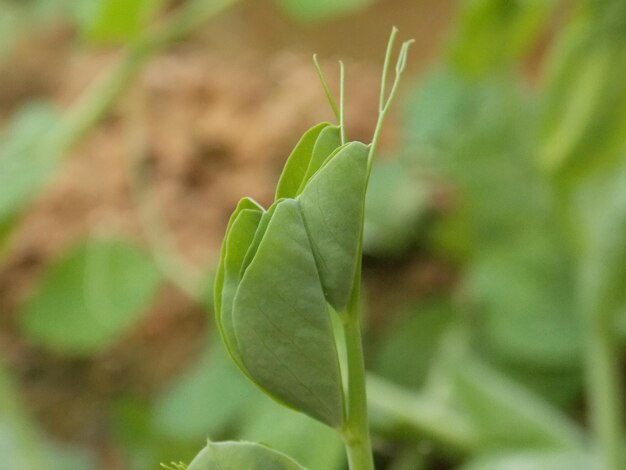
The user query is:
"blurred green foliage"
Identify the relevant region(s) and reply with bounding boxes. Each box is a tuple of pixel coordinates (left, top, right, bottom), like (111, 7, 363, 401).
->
(20, 239, 162, 355)
(81, 0, 163, 43)
(0, 102, 61, 225)
(276, 0, 374, 22)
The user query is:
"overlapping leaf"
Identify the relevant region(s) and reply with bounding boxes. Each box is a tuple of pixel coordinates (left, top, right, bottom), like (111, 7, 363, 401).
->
(215, 126, 370, 428)
(233, 199, 343, 427)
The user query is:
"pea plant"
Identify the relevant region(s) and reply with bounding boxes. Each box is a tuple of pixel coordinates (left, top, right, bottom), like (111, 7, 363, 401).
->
(169, 28, 413, 470)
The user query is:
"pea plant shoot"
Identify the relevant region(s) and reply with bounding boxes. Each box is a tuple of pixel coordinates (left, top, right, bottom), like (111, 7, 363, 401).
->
(175, 28, 413, 470)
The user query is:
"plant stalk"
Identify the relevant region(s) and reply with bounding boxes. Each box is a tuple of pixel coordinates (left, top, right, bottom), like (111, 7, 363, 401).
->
(342, 276, 375, 470)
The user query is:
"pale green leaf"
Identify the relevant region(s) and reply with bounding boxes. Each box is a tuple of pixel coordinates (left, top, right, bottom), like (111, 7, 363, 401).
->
(297, 125, 342, 192)
(240, 200, 280, 275)
(20, 239, 162, 355)
(233, 199, 344, 427)
(214, 197, 264, 348)
(275, 123, 330, 200)
(298, 141, 369, 312)
(219, 208, 263, 367)
(187, 440, 306, 470)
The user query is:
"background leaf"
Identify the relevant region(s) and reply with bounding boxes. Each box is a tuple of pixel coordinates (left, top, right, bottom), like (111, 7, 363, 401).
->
(0, 101, 61, 225)
(20, 238, 162, 355)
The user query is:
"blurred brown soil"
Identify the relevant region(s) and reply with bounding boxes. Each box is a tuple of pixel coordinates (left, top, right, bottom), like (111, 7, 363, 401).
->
(0, 0, 456, 465)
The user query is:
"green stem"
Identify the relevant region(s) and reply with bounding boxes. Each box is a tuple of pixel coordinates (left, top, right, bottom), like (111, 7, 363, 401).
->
(338, 28, 414, 469)
(585, 314, 624, 470)
(342, 274, 375, 470)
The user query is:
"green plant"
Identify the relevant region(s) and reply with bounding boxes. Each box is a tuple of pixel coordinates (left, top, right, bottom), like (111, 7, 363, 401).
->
(180, 28, 413, 470)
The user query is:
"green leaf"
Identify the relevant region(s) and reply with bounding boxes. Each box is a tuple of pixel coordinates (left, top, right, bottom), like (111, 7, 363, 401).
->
(219, 208, 263, 367)
(215, 198, 264, 362)
(298, 141, 369, 312)
(20, 239, 162, 355)
(275, 123, 330, 200)
(298, 125, 342, 192)
(240, 201, 281, 275)
(451, 358, 585, 450)
(276, 0, 374, 23)
(462, 450, 593, 470)
(81, 0, 161, 44)
(233, 199, 344, 427)
(0, 101, 61, 225)
(187, 441, 306, 470)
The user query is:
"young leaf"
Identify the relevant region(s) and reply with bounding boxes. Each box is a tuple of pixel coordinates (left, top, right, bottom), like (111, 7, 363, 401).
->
(219, 208, 264, 367)
(240, 200, 281, 275)
(297, 125, 342, 193)
(275, 122, 330, 200)
(187, 440, 306, 470)
(297, 141, 369, 312)
(233, 199, 344, 427)
(20, 239, 162, 355)
(214, 197, 264, 347)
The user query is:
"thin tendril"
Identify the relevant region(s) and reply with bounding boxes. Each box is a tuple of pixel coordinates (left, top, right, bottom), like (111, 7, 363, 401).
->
(339, 60, 346, 145)
(379, 26, 399, 112)
(369, 30, 414, 173)
(313, 54, 341, 122)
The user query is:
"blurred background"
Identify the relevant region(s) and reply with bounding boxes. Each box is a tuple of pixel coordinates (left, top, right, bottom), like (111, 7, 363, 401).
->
(1, 0, 625, 469)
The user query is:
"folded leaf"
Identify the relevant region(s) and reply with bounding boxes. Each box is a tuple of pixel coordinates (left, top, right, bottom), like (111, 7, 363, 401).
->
(275, 122, 330, 200)
(215, 197, 264, 322)
(241, 200, 281, 275)
(219, 207, 264, 367)
(298, 141, 369, 311)
(187, 440, 306, 470)
(297, 125, 342, 193)
(233, 199, 344, 427)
